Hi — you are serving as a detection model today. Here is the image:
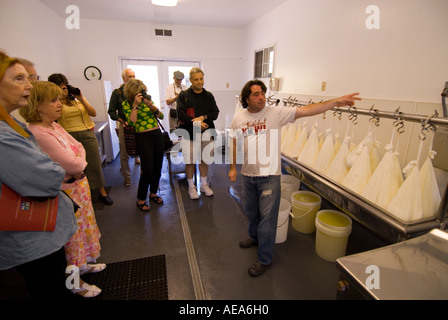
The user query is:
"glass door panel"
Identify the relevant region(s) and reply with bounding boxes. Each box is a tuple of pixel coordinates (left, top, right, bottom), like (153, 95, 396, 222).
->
(121, 59, 200, 133)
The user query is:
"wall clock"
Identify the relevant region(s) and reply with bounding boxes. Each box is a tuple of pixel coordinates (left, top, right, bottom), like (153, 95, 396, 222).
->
(84, 66, 102, 80)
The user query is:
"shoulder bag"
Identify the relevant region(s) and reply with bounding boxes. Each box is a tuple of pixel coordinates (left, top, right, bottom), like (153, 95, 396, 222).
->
(156, 118, 173, 151)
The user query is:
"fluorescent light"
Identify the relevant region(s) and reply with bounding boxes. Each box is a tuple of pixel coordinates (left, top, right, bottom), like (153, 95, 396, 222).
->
(151, 0, 178, 6)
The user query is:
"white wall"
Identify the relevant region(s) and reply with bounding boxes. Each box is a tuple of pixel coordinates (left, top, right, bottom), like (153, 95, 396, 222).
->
(2, 0, 447, 159)
(1, 0, 243, 130)
(60, 19, 243, 130)
(240, 0, 448, 174)
(0, 0, 67, 78)
(241, 0, 448, 103)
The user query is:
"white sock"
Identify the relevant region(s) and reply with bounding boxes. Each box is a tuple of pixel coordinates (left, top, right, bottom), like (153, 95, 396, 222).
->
(201, 176, 208, 186)
(187, 179, 195, 188)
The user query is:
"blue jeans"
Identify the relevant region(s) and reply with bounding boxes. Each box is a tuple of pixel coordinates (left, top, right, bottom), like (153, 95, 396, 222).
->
(242, 175, 281, 265)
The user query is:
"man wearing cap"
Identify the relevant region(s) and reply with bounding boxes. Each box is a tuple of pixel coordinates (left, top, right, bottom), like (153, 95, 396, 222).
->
(165, 71, 188, 131)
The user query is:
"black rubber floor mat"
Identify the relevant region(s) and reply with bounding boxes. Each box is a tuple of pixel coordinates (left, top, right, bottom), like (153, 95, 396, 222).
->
(91, 186, 111, 211)
(81, 255, 168, 300)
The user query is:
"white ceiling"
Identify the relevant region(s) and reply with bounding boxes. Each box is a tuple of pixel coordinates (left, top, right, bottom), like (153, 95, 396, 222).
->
(40, 0, 287, 29)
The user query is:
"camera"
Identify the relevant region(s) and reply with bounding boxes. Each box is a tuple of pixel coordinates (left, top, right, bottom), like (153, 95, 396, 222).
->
(67, 84, 81, 100)
(140, 90, 151, 101)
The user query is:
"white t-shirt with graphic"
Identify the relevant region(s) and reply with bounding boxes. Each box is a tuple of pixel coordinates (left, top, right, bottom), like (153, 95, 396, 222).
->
(230, 105, 295, 176)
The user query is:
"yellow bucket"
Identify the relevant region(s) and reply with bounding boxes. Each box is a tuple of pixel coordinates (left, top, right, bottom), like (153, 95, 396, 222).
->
(290, 191, 321, 234)
(315, 210, 352, 262)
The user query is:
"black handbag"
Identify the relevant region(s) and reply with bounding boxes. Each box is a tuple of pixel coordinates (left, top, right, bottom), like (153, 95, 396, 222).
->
(156, 118, 173, 151)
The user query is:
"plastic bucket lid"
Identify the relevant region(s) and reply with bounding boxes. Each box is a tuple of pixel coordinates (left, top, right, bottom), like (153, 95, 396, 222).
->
(291, 191, 321, 210)
(315, 210, 352, 237)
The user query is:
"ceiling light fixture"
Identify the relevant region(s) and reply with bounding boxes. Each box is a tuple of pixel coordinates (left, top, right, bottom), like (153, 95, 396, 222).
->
(151, 0, 178, 7)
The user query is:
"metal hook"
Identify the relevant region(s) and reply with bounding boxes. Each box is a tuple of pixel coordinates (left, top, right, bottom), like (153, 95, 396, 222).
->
(393, 107, 402, 126)
(393, 107, 405, 134)
(397, 120, 405, 134)
(332, 109, 342, 120)
(427, 112, 438, 132)
(421, 112, 438, 134)
(348, 106, 358, 125)
(420, 114, 434, 141)
(369, 105, 380, 127)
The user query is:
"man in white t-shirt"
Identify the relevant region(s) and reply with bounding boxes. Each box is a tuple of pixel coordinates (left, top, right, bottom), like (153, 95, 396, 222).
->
(229, 80, 360, 276)
(165, 71, 188, 131)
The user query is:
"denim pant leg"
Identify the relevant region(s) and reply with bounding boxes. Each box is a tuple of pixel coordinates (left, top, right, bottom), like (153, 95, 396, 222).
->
(242, 175, 281, 265)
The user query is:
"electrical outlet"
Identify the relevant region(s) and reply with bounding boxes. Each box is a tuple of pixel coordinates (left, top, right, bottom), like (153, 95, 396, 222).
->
(321, 82, 327, 91)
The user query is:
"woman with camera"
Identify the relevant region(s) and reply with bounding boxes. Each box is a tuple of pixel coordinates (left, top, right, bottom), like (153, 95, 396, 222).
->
(123, 79, 164, 212)
(48, 73, 113, 206)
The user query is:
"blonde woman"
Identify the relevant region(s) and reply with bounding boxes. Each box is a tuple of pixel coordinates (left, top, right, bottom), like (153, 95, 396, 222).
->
(123, 79, 164, 212)
(20, 81, 105, 297)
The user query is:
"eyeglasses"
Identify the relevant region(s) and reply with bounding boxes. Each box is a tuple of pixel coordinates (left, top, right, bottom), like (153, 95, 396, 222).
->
(28, 74, 40, 81)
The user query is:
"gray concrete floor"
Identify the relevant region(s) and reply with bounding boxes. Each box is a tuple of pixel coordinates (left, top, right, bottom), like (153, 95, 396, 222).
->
(95, 151, 386, 300)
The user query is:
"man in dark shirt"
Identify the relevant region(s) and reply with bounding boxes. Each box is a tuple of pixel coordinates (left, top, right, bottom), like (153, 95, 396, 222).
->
(108, 68, 139, 186)
(177, 67, 219, 199)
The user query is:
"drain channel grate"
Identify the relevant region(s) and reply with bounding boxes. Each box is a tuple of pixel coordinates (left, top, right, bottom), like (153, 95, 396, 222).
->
(81, 255, 168, 300)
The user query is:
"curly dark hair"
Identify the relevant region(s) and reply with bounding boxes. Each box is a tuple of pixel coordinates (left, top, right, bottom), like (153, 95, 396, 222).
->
(239, 80, 267, 109)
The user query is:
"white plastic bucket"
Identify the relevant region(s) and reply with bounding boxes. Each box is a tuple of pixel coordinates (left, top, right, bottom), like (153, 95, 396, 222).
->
(290, 191, 321, 234)
(276, 199, 291, 244)
(281, 175, 301, 201)
(315, 210, 352, 262)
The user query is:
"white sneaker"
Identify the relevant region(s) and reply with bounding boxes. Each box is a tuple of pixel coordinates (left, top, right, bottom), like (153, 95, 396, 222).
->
(200, 184, 214, 197)
(188, 186, 199, 200)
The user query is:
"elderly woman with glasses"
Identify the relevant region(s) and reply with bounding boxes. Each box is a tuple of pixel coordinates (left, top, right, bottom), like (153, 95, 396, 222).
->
(0, 51, 77, 299)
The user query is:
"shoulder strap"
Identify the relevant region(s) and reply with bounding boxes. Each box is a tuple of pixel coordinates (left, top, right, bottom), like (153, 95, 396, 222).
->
(0, 105, 30, 137)
(156, 117, 167, 132)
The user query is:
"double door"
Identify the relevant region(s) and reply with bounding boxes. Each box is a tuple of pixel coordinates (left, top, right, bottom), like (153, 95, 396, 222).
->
(120, 59, 200, 131)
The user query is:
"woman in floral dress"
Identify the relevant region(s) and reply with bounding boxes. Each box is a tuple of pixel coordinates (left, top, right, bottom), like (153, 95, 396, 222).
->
(20, 81, 105, 298)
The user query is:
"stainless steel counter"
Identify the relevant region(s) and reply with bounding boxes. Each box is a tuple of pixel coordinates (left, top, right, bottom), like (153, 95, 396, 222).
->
(94, 121, 108, 164)
(336, 229, 448, 300)
(281, 154, 447, 243)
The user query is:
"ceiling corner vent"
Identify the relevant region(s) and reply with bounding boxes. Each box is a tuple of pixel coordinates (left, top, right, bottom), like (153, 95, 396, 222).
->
(155, 29, 173, 37)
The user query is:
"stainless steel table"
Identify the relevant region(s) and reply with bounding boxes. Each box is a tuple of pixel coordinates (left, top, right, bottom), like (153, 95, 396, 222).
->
(336, 229, 448, 300)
